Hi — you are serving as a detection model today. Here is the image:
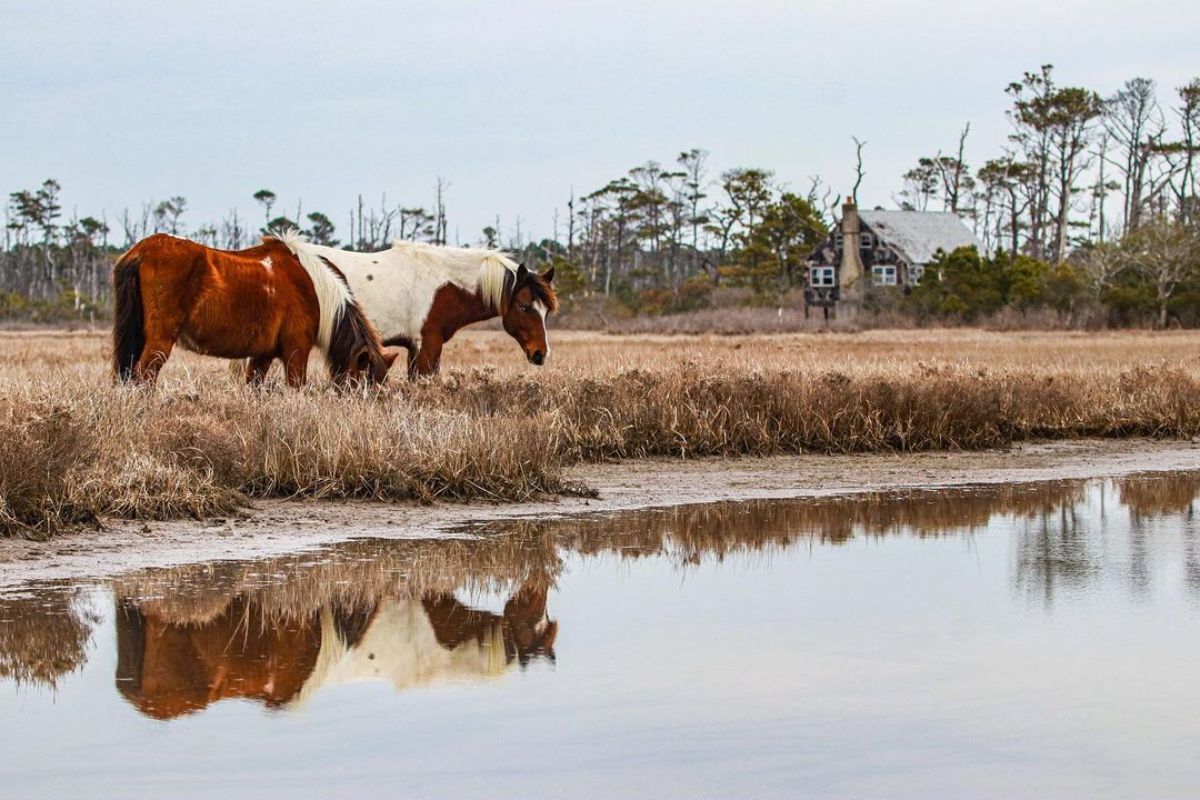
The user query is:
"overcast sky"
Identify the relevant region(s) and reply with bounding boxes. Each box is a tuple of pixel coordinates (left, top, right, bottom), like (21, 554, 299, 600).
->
(2, 0, 1198, 244)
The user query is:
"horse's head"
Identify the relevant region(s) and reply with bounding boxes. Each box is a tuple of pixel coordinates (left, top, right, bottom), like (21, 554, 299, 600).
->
(501, 264, 557, 367)
(343, 344, 400, 386)
(329, 301, 400, 387)
(503, 581, 558, 667)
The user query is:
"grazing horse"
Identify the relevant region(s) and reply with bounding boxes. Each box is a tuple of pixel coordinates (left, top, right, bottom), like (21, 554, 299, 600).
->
(275, 237, 557, 377)
(113, 581, 557, 718)
(112, 232, 397, 387)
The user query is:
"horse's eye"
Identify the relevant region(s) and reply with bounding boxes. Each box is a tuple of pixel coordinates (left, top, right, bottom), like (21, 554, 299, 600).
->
(521, 305, 532, 313)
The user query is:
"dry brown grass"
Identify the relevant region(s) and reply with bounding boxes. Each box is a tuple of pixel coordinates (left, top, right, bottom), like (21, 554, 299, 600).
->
(2, 327, 1199, 536)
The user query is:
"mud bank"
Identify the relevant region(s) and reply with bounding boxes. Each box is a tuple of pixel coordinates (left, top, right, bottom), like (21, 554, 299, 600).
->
(2, 438, 1198, 589)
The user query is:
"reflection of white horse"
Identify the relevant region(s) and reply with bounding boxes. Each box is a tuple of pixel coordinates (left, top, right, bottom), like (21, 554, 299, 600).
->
(298, 587, 557, 704)
(297, 598, 508, 704)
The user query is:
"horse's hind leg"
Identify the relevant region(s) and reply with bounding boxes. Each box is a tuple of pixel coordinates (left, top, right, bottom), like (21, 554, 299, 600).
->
(133, 334, 175, 385)
(244, 356, 275, 386)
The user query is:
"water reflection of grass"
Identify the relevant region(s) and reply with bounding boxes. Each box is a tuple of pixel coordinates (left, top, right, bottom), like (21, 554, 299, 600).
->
(3, 475, 1199, 690)
(0, 589, 97, 688)
(1118, 472, 1200, 518)
(110, 482, 1093, 624)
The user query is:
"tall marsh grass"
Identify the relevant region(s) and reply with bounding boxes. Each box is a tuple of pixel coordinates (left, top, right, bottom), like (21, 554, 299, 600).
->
(2, 329, 1200, 537)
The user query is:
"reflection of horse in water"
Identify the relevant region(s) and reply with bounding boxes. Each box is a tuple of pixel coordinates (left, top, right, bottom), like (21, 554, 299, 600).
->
(115, 582, 556, 720)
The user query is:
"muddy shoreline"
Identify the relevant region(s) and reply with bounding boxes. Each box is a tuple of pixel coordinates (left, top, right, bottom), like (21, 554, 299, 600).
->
(2, 438, 1198, 590)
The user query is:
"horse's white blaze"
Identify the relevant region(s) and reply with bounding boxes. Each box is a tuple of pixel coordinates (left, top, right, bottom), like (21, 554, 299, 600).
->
(283, 239, 520, 349)
(272, 230, 352, 350)
(293, 598, 509, 707)
(261, 256, 273, 272)
(535, 301, 549, 353)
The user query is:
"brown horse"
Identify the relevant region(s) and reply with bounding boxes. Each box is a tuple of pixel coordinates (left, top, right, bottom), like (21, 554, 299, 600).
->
(112, 232, 397, 387)
(272, 237, 557, 378)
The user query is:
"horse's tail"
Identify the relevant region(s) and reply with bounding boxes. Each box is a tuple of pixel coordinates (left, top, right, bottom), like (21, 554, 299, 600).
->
(112, 252, 145, 381)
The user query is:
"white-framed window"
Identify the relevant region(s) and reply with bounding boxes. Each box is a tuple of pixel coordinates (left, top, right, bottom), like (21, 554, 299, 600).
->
(860, 232, 874, 249)
(908, 264, 925, 286)
(872, 265, 897, 286)
(810, 266, 836, 287)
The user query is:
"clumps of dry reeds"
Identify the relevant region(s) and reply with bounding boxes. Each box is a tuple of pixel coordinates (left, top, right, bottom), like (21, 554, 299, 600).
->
(407, 363, 1200, 458)
(0, 376, 571, 538)
(3, 347, 1200, 537)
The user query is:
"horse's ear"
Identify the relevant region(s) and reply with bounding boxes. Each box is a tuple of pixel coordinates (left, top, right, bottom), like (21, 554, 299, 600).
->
(355, 348, 371, 372)
(516, 263, 530, 282)
(542, 266, 555, 284)
(382, 349, 401, 370)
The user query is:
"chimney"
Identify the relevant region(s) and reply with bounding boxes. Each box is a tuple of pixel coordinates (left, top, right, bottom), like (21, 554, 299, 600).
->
(838, 198, 865, 305)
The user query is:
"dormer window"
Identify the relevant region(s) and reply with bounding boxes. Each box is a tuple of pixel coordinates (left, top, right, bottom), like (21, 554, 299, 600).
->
(860, 232, 874, 249)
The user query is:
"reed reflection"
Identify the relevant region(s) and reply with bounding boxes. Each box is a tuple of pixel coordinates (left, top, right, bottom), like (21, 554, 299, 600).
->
(0, 587, 97, 689)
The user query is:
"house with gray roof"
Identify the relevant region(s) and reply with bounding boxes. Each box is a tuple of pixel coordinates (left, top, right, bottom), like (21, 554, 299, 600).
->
(804, 199, 982, 315)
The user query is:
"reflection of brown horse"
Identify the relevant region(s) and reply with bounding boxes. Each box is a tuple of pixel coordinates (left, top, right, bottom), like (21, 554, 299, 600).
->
(115, 582, 556, 720)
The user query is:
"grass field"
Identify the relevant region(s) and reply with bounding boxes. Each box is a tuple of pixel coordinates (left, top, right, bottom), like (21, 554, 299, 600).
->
(2, 327, 1199, 537)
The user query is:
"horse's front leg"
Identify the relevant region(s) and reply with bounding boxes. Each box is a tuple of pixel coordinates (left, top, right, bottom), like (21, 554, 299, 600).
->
(282, 347, 310, 389)
(244, 356, 275, 386)
(409, 337, 443, 379)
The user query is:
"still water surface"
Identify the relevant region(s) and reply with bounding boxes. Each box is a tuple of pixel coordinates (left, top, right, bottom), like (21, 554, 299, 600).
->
(2, 475, 1199, 799)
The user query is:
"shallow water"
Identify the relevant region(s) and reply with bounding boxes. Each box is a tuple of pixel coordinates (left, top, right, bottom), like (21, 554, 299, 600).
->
(2, 475, 1199, 799)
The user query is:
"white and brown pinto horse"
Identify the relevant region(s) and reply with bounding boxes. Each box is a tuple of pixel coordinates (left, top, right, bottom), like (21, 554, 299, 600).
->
(276, 238, 557, 377)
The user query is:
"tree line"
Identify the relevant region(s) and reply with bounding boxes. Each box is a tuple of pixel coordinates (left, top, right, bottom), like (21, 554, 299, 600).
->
(3, 64, 1199, 326)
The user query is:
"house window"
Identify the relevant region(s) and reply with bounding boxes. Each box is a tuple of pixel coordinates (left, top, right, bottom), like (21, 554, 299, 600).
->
(909, 264, 925, 285)
(810, 266, 836, 287)
(872, 265, 897, 286)
(860, 232, 874, 249)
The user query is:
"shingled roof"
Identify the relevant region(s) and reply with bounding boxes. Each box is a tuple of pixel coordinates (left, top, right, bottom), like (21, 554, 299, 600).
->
(859, 210, 981, 265)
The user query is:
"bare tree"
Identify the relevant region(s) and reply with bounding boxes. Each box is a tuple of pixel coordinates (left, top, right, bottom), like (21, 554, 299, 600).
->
(1162, 79, 1200, 224)
(433, 177, 450, 245)
(851, 137, 867, 203)
(1104, 77, 1165, 232)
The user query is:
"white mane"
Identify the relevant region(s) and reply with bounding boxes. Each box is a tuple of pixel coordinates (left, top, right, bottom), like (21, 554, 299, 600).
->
(389, 241, 519, 311)
(270, 229, 353, 349)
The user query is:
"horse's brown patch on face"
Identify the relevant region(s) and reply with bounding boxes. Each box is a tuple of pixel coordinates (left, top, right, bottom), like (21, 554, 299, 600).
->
(501, 284, 550, 365)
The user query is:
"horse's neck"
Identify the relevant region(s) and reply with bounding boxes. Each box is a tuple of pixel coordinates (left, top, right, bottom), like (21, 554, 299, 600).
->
(428, 283, 500, 340)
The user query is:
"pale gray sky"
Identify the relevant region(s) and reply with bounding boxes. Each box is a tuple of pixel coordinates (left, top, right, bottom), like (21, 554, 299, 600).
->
(2, 0, 1198, 244)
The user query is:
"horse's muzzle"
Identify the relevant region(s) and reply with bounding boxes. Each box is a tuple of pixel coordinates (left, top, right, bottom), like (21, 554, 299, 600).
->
(529, 350, 545, 366)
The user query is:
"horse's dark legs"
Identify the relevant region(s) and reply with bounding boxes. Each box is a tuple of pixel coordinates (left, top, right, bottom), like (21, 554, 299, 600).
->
(409, 337, 442, 379)
(133, 335, 175, 385)
(282, 348, 309, 388)
(244, 356, 275, 386)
